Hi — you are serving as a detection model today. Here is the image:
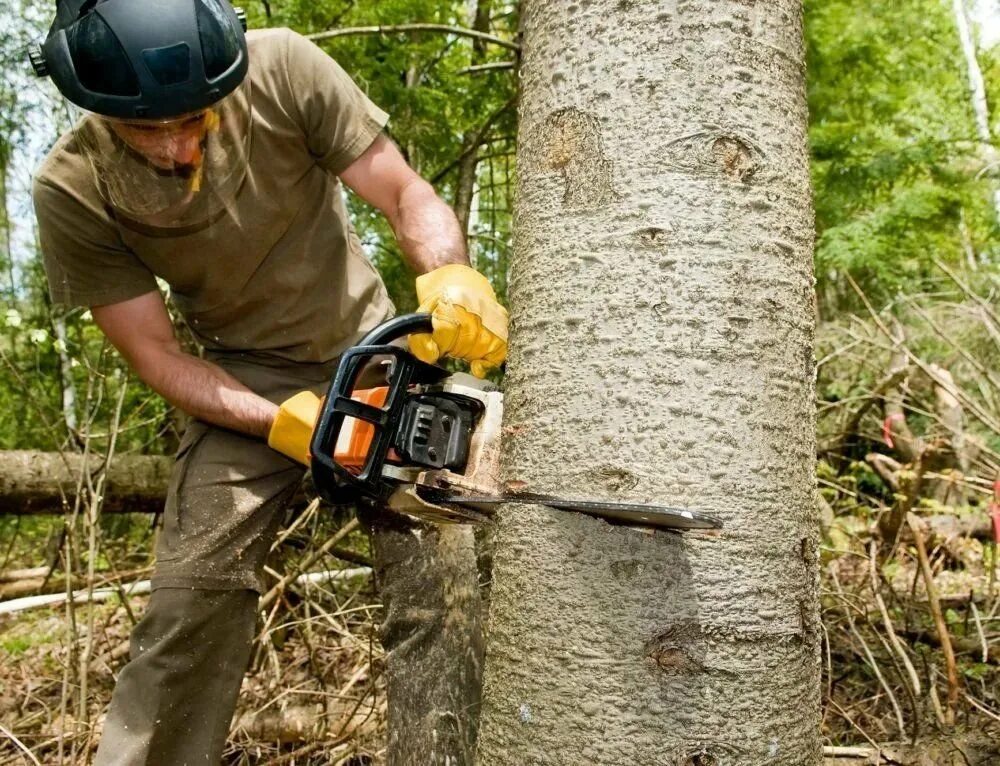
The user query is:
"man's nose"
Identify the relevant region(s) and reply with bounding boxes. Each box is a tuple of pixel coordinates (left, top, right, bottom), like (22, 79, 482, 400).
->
(168, 132, 202, 165)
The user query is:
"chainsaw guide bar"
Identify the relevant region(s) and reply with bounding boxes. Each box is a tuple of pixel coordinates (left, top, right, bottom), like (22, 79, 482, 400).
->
(418, 489, 723, 531)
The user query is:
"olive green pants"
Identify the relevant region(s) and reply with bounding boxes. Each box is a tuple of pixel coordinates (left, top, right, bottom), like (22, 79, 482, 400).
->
(94, 355, 484, 765)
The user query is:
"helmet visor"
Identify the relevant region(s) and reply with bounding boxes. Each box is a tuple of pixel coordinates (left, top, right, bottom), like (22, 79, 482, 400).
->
(73, 76, 251, 228)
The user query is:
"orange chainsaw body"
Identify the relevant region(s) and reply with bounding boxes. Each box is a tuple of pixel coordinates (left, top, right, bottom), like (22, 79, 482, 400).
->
(333, 386, 393, 471)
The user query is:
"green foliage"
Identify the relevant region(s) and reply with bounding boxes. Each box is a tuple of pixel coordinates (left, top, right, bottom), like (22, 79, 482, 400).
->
(806, 0, 1000, 306)
(247, 0, 518, 311)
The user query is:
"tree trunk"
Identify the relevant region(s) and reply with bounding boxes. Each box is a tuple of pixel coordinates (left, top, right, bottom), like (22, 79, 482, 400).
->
(0, 450, 170, 515)
(951, 0, 1000, 227)
(51, 314, 80, 436)
(453, 0, 493, 239)
(476, 2, 820, 764)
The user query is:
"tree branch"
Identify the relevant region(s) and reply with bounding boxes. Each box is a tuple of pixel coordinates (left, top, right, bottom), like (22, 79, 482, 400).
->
(458, 61, 516, 75)
(431, 96, 516, 185)
(907, 513, 960, 725)
(307, 24, 520, 52)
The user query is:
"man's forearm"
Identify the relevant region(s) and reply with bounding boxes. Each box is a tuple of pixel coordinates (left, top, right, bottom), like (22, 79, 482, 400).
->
(390, 178, 469, 273)
(136, 349, 278, 438)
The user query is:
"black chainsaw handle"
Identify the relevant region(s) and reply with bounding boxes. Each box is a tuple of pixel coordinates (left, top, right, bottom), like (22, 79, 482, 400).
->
(310, 313, 446, 506)
(359, 313, 433, 347)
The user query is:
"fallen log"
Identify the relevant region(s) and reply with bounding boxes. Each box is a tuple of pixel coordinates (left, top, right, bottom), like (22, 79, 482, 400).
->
(0, 451, 323, 517)
(0, 566, 52, 583)
(0, 450, 171, 515)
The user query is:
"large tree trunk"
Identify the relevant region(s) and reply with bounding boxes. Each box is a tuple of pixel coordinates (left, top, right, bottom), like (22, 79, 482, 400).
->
(476, 2, 820, 764)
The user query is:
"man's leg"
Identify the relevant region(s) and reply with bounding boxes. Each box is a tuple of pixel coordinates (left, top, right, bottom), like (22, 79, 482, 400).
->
(94, 589, 258, 764)
(95, 411, 305, 765)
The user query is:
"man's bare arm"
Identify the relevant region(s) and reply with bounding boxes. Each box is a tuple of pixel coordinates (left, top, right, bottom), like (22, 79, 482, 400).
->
(92, 291, 278, 438)
(339, 134, 469, 273)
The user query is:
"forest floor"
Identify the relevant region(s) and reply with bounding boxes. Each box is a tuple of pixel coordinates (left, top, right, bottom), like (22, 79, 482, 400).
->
(2, 520, 999, 765)
(0, 583, 387, 765)
(0, 504, 388, 766)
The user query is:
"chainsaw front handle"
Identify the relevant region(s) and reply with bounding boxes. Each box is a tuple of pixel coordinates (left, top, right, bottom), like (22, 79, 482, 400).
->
(358, 313, 433, 347)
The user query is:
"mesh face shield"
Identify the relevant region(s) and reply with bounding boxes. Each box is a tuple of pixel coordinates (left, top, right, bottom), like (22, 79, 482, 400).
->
(31, 1, 252, 227)
(73, 76, 252, 228)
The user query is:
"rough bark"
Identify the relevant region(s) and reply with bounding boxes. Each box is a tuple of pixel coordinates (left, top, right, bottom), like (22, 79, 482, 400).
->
(0, 450, 170, 515)
(477, 2, 819, 765)
(362, 511, 485, 766)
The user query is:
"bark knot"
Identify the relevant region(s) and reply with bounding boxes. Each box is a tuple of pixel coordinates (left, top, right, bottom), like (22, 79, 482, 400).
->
(596, 466, 639, 492)
(712, 136, 757, 182)
(645, 622, 704, 675)
(541, 107, 617, 208)
(663, 127, 763, 183)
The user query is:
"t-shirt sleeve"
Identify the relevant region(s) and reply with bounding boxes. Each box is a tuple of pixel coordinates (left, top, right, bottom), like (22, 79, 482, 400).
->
(283, 29, 390, 175)
(32, 177, 159, 308)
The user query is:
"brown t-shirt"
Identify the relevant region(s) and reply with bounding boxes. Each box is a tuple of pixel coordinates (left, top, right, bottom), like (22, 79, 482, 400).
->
(33, 28, 394, 364)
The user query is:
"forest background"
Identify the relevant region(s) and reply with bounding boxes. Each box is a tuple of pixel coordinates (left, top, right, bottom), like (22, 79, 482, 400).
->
(1, 0, 1000, 763)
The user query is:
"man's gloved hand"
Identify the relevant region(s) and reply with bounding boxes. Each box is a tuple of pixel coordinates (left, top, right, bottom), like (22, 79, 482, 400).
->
(267, 391, 322, 465)
(409, 264, 508, 378)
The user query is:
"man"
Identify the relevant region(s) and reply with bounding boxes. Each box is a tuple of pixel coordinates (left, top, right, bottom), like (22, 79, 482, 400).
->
(30, 1, 504, 763)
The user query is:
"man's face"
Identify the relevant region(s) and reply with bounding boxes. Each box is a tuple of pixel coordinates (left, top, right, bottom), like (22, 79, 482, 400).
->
(109, 112, 212, 173)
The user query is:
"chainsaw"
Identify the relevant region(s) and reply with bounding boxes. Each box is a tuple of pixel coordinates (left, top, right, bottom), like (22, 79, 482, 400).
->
(308, 314, 722, 531)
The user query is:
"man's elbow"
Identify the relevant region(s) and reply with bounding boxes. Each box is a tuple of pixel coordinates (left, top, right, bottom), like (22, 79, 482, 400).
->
(123, 338, 184, 389)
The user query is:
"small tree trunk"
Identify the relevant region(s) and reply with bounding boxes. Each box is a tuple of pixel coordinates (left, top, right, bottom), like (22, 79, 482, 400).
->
(51, 314, 79, 437)
(453, 0, 493, 239)
(477, 1, 820, 763)
(951, 0, 1000, 224)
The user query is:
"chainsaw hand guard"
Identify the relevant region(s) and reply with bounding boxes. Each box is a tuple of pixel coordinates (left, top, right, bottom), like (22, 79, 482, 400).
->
(310, 314, 474, 506)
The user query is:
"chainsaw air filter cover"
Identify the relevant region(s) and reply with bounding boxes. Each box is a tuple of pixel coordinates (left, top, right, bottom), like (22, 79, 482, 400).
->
(395, 393, 483, 470)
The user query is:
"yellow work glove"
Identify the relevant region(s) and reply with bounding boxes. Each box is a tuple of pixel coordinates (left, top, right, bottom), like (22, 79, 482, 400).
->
(409, 264, 508, 378)
(267, 391, 322, 465)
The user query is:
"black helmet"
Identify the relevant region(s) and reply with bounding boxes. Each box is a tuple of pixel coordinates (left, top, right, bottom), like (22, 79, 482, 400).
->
(29, 0, 249, 121)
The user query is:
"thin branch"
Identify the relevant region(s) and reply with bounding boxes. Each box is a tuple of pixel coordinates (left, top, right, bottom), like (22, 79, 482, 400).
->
(0, 722, 41, 766)
(932, 256, 1000, 329)
(259, 518, 360, 611)
(965, 693, 1000, 724)
(458, 61, 516, 74)
(868, 541, 922, 713)
(845, 273, 1000, 436)
(821, 367, 910, 456)
(907, 513, 960, 725)
(905, 299, 1000, 393)
(831, 569, 906, 738)
(431, 96, 516, 184)
(307, 24, 520, 52)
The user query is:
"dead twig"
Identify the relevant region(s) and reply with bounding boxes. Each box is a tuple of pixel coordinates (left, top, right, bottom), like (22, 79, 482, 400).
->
(868, 541, 921, 740)
(260, 519, 360, 612)
(907, 514, 960, 725)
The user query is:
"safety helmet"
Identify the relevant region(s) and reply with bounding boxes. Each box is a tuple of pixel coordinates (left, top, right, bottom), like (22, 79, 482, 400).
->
(30, 0, 252, 228)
